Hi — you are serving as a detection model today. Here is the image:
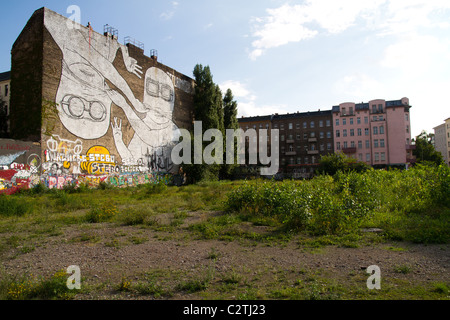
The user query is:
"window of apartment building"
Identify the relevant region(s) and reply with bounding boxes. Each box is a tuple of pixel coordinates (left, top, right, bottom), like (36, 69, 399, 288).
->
(350, 129, 355, 136)
(380, 139, 385, 148)
(358, 128, 362, 136)
(310, 121, 315, 128)
(336, 119, 340, 126)
(311, 144, 316, 151)
(281, 146, 285, 154)
(319, 120, 324, 127)
(366, 154, 371, 162)
(297, 158, 302, 165)
(365, 117, 369, 124)
(326, 120, 331, 127)
(375, 153, 380, 162)
(296, 123, 300, 130)
(349, 107, 354, 115)
(280, 124, 285, 130)
(373, 127, 378, 135)
(304, 133, 308, 140)
(281, 135, 285, 142)
(290, 158, 295, 165)
(320, 132, 324, 139)
(358, 154, 363, 161)
(365, 128, 370, 136)
(274, 124, 278, 129)
(289, 123, 293, 130)
(336, 142, 341, 150)
(4, 85, 8, 97)
(282, 158, 286, 165)
(311, 156, 316, 164)
(379, 126, 385, 134)
(327, 131, 332, 139)
(372, 105, 377, 113)
(350, 118, 354, 125)
(406, 138, 410, 145)
(366, 140, 370, 149)
(374, 140, 379, 148)
(289, 145, 294, 152)
(288, 134, 294, 140)
(343, 119, 347, 125)
(320, 144, 325, 151)
(357, 117, 361, 125)
(327, 143, 332, 150)
(296, 134, 301, 140)
(358, 141, 363, 149)
(378, 105, 383, 113)
(336, 130, 340, 138)
(310, 132, 316, 138)
(303, 122, 307, 129)
(381, 153, 386, 161)
(406, 125, 410, 133)
(343, 129, 348, 137)
(351, 141, 356, 148)
(342, 107, 346, 115)
(304, 157, 309, 164)
(405, 114, 409, 122)
(344, 141, 348, 149)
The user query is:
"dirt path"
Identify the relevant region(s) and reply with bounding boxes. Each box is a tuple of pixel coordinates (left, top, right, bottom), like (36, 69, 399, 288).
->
(1, 219, 448, 300)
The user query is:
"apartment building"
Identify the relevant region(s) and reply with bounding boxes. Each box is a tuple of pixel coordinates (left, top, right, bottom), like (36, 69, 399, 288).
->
(273, 111, 334, 178)
(0, 71, 10, 135)
(332, 97, 415, 168)
(238, 97, 414, 177)
(238, 110, 334, 178)
(434, 118, 450, 167)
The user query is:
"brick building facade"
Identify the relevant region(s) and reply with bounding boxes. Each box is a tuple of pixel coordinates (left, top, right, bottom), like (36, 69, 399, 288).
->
(9, 7, 195, 182)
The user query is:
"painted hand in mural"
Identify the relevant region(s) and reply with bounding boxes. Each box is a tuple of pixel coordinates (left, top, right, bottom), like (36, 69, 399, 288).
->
(124, 56, 143, 79)
(111, 117, 124, 141)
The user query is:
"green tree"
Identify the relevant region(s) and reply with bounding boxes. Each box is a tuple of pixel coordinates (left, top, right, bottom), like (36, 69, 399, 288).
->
(221, 89, 239, 179)
(317, 153, 370, 176)
(183, 64, 224, 183)
(413, 131, 444, 166)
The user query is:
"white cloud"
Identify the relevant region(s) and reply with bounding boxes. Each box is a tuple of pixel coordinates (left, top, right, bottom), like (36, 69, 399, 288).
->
(219, 80, 286, 117)
(160, 1, 180, 21)
(333, 73, 385, 101)
(249, 0, 450, 59)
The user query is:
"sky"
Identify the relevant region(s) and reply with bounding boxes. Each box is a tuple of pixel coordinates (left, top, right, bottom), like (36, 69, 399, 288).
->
(1, 0, 450, 138)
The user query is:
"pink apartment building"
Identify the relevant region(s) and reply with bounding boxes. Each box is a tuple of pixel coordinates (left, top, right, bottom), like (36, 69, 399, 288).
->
(332, 97, 416, 168)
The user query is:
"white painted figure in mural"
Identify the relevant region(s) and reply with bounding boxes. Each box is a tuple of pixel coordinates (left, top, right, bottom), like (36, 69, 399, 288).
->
(44, 12, 144, 140)
(44, 11, 180, 172)
(108, 67, 181, 171)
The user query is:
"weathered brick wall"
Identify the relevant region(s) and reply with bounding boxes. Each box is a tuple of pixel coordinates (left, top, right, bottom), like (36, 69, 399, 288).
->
(10, 8, 44, 142)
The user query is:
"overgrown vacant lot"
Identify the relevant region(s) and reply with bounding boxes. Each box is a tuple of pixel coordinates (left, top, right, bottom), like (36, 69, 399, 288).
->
(0, 165, 449, 300)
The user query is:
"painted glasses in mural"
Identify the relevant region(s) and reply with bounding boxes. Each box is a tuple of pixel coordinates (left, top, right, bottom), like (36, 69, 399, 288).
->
(44, 14, 180, 174)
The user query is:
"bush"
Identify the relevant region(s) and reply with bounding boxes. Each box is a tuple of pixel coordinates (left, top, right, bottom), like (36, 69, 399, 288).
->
(84, 203, 118, 223)
(0, 195, 30, 217)
(225, 164, 450, 240)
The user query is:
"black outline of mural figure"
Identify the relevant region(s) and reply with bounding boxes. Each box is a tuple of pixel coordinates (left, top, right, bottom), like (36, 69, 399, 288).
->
(44, 11, 145, 140)
(44, 12, 179, 173)
(108, 67, 180, 172)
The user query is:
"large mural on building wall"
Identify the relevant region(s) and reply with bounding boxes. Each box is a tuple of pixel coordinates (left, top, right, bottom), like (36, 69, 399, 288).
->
(1, 9, 192, 193)
(43, 13, 181, 173)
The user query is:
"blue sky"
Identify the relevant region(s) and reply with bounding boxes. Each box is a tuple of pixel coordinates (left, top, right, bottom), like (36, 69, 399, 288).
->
(2, 0, 450, 138)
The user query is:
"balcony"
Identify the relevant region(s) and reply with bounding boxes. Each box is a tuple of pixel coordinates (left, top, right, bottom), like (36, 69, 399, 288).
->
(307, 150, 319, 155)
(285, 152, 297, 156)
(286, 140, 295, 144)
(342, 147, 357, 154)
(406, 144, 417, 150)
(308, 138, 318, 143)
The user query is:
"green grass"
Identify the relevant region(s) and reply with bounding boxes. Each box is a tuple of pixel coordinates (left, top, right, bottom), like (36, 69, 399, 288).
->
(0, 167, 448, 300)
